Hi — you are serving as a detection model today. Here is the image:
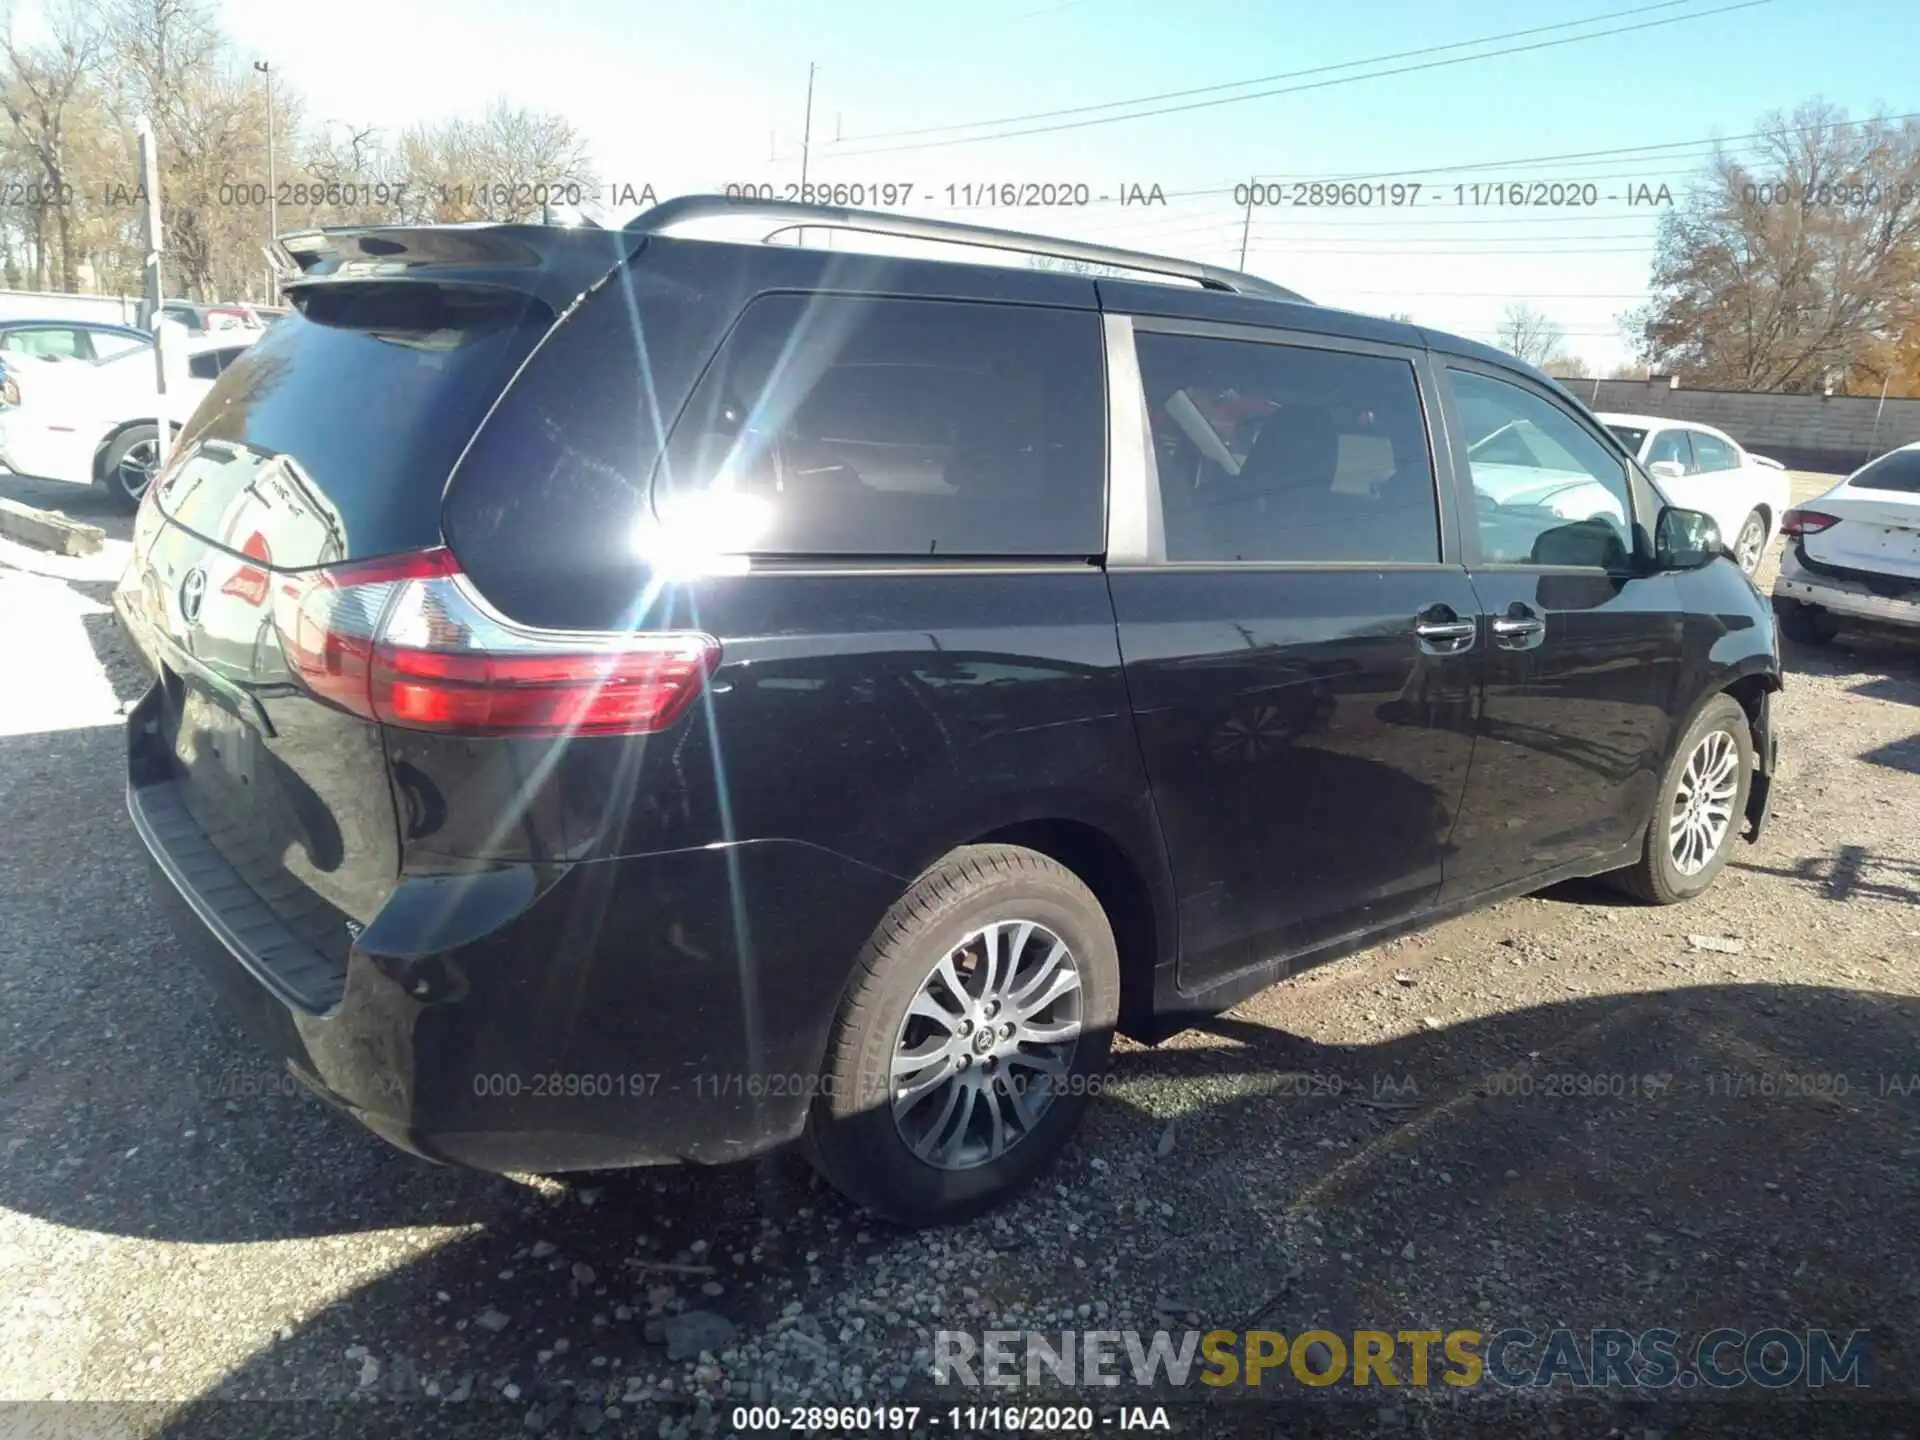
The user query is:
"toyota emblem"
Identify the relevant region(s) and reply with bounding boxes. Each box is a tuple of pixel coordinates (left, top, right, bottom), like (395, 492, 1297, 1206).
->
(178, 568, 207, 624)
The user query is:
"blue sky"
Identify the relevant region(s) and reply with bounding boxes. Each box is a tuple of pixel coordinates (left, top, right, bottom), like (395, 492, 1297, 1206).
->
(209, 0, 1916, 370)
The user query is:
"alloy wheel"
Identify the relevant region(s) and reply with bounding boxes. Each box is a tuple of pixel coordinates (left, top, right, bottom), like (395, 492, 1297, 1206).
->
(116, 437, 161, 501)
(1669, 729, 1740, 875)
(890, 919, 1084, 1170)
(1735, 514, 1767, 573)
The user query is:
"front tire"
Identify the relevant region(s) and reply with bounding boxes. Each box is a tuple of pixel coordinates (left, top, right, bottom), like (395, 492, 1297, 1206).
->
(805, 844, 1120, 1226)
(98, 424, 162, 511)
(1611, 694, 1753, 905)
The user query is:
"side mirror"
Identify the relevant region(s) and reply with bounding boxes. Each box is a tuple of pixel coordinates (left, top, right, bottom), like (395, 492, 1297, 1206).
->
(1648, 459, 1686, 481)
(1655, 505, 1724, 570)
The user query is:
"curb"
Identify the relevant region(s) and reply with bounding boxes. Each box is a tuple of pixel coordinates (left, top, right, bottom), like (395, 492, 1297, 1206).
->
(0, 496, 105, 557)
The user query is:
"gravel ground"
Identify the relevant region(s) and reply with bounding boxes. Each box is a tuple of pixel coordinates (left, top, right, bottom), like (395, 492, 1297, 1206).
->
(0, 471, 1915, 1439)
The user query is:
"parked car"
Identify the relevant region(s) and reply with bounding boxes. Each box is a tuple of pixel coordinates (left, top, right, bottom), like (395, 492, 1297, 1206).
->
(1598, 413, 1791, 575)
(136, 299, 272, 335)
(0, 331, 257, 507)
(0, 318, 152, 406)
(113, 199, 1782, 1225)
(1771, 442, 1920, 642)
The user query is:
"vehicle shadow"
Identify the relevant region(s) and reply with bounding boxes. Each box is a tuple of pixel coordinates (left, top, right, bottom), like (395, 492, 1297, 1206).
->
(1730, 843, 1920, 906)
(131, 982, 1913, 1436)
(3, 853, 1914, 1434)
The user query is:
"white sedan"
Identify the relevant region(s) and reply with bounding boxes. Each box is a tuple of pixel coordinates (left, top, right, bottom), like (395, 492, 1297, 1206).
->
(0, 330, 256, 509)
(1599, 413, 1791, 574)
(1771, 442, 1920, 642)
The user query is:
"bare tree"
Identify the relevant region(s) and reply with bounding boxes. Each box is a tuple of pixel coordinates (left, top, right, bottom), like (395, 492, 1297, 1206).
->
(394, 98, 597, 224)
(1, 6, 598, 301)
(0, 0, 106, 289)
(1632, 101, 1920, 393)
(1542, 352, 1592, 379)
(1495, 303, 1563, 366)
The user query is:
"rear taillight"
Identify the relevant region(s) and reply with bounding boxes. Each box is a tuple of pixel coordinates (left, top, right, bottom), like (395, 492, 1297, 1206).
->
(271, 548, 719, 736)
(1781, 508, 1839, 535)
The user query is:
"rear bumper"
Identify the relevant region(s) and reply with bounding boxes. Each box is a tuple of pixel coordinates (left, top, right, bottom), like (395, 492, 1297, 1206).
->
(1773, 549, 1920, 629)
(127, 690, 907, 1173)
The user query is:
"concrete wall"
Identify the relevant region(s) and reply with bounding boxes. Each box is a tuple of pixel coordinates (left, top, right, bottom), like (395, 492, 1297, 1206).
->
(0, 290, 142, 327)
(1565, 376, 1920, 475)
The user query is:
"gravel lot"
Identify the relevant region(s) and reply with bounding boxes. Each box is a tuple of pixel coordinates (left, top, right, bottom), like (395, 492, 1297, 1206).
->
(1, 471, 1915, 1439)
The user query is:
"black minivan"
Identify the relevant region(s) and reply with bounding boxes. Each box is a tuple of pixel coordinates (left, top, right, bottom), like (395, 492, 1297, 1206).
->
(116, 197, 1780, 1224)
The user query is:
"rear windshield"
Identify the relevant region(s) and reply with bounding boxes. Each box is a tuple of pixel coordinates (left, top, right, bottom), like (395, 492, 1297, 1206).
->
(156, 284, 553, 565)
(1851, 448, 1920, 495)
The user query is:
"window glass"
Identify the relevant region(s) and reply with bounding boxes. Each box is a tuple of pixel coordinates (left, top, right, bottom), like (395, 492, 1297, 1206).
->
(1134, 332, 1438, 563)
(160, 287, 554, 563)
(1605, 424, 1648, 454)
(1647, 429, 1693, 468)
(89, 331, 149, 361)
(2, 328, 83, 360)
(1689, 431, 1738, 472)
(656, 294, 1105, 557)
(1850, 448, 1920, 494)
(1451, 368, 1634, 568)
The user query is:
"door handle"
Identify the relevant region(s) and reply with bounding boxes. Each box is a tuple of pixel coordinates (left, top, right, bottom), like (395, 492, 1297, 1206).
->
(1491, 605, 1546, 649)
(1413, 612, 1477, 655)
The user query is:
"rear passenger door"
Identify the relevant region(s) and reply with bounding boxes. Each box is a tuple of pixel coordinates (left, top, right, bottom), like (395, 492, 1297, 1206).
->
(1436, 363, 1683, 900)
(1105, 318, 1481, 991)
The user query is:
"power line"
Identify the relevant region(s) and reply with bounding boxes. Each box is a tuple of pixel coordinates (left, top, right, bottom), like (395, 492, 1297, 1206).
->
(821, 0, 1775, 156)
(1240, 244, 1652, 255)
(1323, 290, 1651, 298)
(1149, 109, 1920, 193)
(835, 0, 1717, 144)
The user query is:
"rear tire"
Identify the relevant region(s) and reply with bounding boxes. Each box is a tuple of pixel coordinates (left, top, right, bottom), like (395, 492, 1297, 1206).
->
(805, 844, 1119, 1227)
(98, 424, 162, 511)
(1776, 599, 1838, 646)
(1610, 694, 1753, 905)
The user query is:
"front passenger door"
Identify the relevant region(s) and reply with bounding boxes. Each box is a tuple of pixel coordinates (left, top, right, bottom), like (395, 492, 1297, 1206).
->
(1439, 366, 1683, 900)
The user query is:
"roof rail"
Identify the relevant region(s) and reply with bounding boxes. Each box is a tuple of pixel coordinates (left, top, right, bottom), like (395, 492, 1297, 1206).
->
(625, 194, 1309, 303)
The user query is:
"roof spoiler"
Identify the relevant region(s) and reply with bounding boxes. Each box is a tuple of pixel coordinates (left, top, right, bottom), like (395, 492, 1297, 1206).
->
(275, 224, 649, 314)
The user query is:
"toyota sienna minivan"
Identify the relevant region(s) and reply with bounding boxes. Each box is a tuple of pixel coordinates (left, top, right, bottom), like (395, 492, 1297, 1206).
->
(117, 196, 1781, 1225)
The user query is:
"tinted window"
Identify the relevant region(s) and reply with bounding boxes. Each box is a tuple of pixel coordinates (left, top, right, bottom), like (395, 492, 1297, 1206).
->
(188, 350, 222, 380)
(1852, 448, 1920, 494)
(1606, 424, 1648, 454)
(157, 284, 554, 565)
(1647, 429, 1693, 468)
(1690, 431, 1738, 472)
(1135, 332, 1437, 563)
(1451, 368, 1633, 568)
(655, 294, 1105, 557)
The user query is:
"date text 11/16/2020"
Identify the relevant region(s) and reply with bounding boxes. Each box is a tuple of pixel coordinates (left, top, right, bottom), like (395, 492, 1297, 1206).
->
(86, 180, 666, 211)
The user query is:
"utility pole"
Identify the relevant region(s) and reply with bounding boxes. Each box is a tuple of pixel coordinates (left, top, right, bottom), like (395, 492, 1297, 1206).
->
(1867, 370, 1892, 464)
(137, 117, 169, 472)
(1236, 175, 1255, 270)
(255, 60, 277, 301)
(799, 62, 816, 193)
